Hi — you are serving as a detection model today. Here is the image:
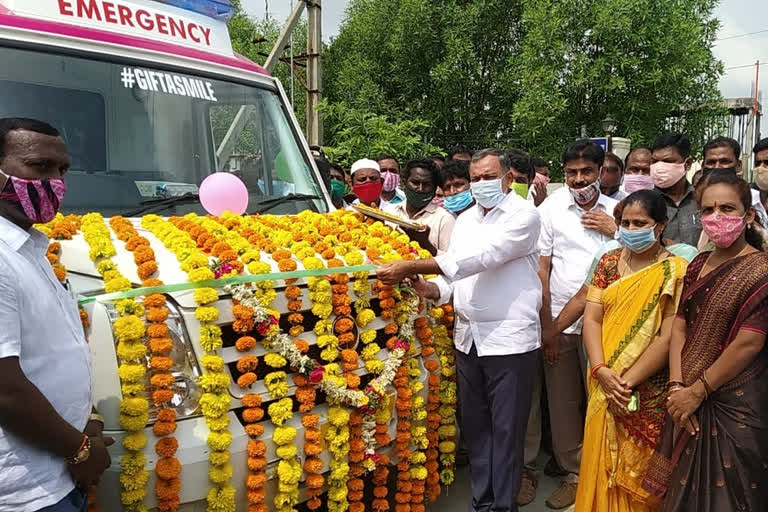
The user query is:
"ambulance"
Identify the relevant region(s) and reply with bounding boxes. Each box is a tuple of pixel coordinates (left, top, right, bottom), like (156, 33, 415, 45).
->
(0, 0, 379, 510)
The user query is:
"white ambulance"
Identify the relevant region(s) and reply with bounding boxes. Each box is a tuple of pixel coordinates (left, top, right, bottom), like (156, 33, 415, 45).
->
(0, 0, 354, 510)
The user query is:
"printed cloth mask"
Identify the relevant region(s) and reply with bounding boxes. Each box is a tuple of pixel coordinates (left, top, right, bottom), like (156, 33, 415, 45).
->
(509, 182, 529, 199)
(353, 181, 383, 204)
(330, 179, 346, 199)
(701, 212, 746, 248)
(533, 173, 550, 186)
(623, 174, 655, 194)
(443, 189, 473, 213)
(650, 162, 687, 189)
(470, 178, 505, 209)
(569, 179, 600, 205)
(618, 225, 658, 253)
(431, 195, 445, 207)
(0, 169, 66, 224)
(405, 187, 434, 211)
(753, 166, 768, 191)
(381, 171, 400, 192)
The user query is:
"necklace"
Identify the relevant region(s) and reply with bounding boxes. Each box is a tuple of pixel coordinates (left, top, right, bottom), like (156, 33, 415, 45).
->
(699, 244, 752, 278)
(622, 244, 665, 275)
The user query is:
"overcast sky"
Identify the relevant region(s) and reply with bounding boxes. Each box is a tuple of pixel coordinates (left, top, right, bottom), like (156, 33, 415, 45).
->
(243, 0, 767, 102)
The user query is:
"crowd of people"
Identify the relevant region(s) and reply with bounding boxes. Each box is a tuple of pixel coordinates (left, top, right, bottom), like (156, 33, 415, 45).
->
(371, 134, 768, 512)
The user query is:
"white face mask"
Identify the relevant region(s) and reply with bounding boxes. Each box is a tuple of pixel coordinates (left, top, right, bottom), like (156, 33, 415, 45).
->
(470, 179, 505, 209)
(754, 165, 768, 191)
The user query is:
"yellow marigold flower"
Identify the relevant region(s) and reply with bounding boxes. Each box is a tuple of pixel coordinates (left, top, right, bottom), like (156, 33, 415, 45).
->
(320, 348, 339, 362)
(208, 449, 230, 466)
(116, 341, 147, 361)
(120, 452, 146, 476)
(121, 382, 145, 397)
(120, 397, 149, 416)
(365, 359, 384, 374)
(209, 463, 234, 483)
(273, 425, 297, 445)
(121, 432, 147, 452)
(207, 430, 234, 451)
(302, 256, 323, 270)
(199, 372, 231, 393)
(200, 391, 231, 418)
(120, 488, 147, 505)
(248, 261, 271, 274)
(438, 425, 456, 438)
(429, 307, 445, 319)
(312, 304, 333, 319)
(356, 308, 375, 327)
(201, 354, 225, 372)
(265, 353, 287, 368)
(206, 483, 236, 512)
(410, 465, 428, 480)
(105, 276, 132, 293)
(119, 469, 149, 492)
(119, 411, 149, 431)
(316, 334, 338, 348)
(264, 372, 288, 399)
(328, 406, 350, 427)
(361, 343, 380, 360)
(276, 444, 298, 460)
(344, 251, 364, 266)
(268, 398, 294, 426)
(360, 329, 377, 344)
(200, 324, 223, 352)
(205, 414, 231, 433)
(241, 250, 261, 263)
(189, 267, 215, 282)
(194, 287, 219, 305)
(410, 451, 427, 464)
(439, 441, 456, 453)
(277, 458, 302, 485)
(118, 363, 146, 383)
(195, 306, 220, 323)
(97, 260, 117, 275)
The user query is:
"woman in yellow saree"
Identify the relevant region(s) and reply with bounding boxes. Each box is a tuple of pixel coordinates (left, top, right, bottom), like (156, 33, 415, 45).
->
(575, 190, 689, 512)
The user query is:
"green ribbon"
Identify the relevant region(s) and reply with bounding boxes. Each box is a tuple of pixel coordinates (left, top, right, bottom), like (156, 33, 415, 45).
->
(78, 264, 377, 305)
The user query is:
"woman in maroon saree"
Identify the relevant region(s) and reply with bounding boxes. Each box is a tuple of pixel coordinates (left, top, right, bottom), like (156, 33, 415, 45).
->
(643, 170, 768, 511)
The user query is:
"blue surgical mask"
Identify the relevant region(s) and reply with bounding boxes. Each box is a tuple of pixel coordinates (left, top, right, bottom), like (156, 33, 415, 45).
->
(443, 189, 474, 213)
(618, 225, 658, 253)
(470, 179, 505, 209)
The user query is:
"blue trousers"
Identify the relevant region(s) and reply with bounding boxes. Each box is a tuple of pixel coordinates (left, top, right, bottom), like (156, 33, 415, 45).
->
(38, 488, 88, 512)
(457, 344, 538, 512)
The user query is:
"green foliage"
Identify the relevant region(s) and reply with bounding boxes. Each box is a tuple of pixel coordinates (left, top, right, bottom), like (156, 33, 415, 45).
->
(318, 100, 442, 168)
(324, 0, 724, 175)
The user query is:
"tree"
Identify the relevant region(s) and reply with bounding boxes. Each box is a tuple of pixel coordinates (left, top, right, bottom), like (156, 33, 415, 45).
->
(324, 0, 724, 174)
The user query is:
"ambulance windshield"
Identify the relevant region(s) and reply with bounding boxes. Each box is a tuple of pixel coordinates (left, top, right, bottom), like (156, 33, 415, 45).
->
(0, 46, 328, 216)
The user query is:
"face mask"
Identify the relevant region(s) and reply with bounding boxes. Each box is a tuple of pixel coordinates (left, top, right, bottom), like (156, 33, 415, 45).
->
(353, 181, 383, 204)
(470, 178, 506, 209)
(443, 189, 473, 213)
(618, 225, 658, 253)
(432, 195, 445, 207)
(623, 174, 655, 194)
(509, 182, 529, 199)
(701, 212, 746, 248)
(381, 171, 400, 192)
(330, 179, 346, 200)
(650, 162, 687, 189)
(0, 169, 66, 224)
(533, 173, 550, 186)
(753, 166, 768, 191)
(404, 187, 434, 211)
(569, 180, 600, 205)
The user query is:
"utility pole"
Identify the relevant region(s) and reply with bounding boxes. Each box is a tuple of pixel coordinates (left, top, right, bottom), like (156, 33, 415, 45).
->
(306, 0, 323, 146)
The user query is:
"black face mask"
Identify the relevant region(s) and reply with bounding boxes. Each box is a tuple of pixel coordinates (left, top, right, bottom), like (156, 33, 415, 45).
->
(405, 187, 434, 211)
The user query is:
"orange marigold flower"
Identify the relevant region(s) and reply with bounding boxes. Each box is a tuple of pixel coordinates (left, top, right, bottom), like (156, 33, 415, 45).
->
(155, 477, 181, 498)
(233, 318, 255, 333)
(245, 424, 265, 438)
(237, 372, 258, 389)
(46, 252, 57, 265)
(247, 488, 266, 504)
(421, 346, 435, 357)
(304, 441, 322, 456)
(302, 413, 319, 428)
(304, 457, 323, 474)
(334, 318, 354, 334)
(150, 373, 175, 388)
(137, 261, 158, 280)
(149, 337, 174, 355)
(237, 356, 259, 373)
(271, 249, 291, 261)
(232, 304, 253, 320)
(53, 264, 67, 282)
(305, 429, 322, 442)
(144, 294, 167, 309)
(151, 356, 174, 371)
(79, 310, 90, 328)
(241, 393, 262, 408)
(287, 313, 303, 325)
(247, 456, 267, 471)
(293, 339, 309, 353)
(284, 286, 302, 300)
(350, 501, 365, 512)
(345, 373, 361, 389)
(327, 258, 343, 268)
(287, 300, 303, 312)
(133, 247, 155, 265)
(143, 278, 164, 287)
(247, 440, 267, 457)
(246, 473, 268, 490)
(153, 389, 174, 405)
(321, 248, 336, 259)
(146, 307, 169, 323)
(424, 360, 439, 372)
(338, 332, 356, 346)
(236, 336, 256, 352)
(305, 473, 325, 489)
(380, 298, 396, 310)
(414, 317, 429, 329)
(242, 407, 264, 423)
(155, 437, 179, 457)
(211, 242, 231, 258)
(341, 349, 358, 363)
(334, 273, 350, 285)
(157, 408, 176, 422)
(293, 374, 308, 387)
(219, 250, 238, 263)
(349, 439, 365, 452)
(153, 420, 177, 437)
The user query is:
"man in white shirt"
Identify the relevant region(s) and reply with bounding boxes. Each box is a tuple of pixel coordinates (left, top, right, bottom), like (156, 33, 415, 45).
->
(0, 118, 112, 512)
(379, 148, 542, 512)
(383, 158, 455, 255)
(537, 139, 618, 509)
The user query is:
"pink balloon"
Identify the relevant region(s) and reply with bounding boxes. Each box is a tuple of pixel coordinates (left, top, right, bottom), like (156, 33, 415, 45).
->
(199, 172, 249, 216)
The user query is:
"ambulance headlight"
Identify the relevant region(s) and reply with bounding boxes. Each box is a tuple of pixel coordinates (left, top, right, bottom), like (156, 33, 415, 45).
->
(153, 0, 234, 21)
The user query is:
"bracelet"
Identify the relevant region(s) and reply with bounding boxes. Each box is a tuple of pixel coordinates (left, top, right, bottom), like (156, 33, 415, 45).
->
(590, 363, 607, 379)
(667, 380, 684, 389)
(67, 434, 89, 463)
(701, 372, 714, 396)
(698, 377, 710, 400)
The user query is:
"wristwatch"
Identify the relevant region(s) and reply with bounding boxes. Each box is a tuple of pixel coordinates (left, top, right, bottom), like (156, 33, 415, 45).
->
(88, 413, 105, 425)
(68, 435, 91, 465)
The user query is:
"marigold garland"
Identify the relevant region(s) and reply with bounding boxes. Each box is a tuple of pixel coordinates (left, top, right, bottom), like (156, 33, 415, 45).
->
(302, 412, 324, 510)
(326, 406, 351, 512)
(242, 393, 267, 512)
(270, 398, 300, 512)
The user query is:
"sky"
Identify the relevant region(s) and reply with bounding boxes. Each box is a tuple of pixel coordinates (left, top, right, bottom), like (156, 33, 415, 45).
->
(243, 0, 767, 104)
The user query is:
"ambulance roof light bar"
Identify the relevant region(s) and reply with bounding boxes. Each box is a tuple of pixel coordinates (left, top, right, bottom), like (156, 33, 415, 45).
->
(151, 0, 234, 21)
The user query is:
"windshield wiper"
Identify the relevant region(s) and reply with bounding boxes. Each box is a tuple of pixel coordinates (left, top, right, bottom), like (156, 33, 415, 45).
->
(250, 193, 322, 214)
(121, 192, 200, 217)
